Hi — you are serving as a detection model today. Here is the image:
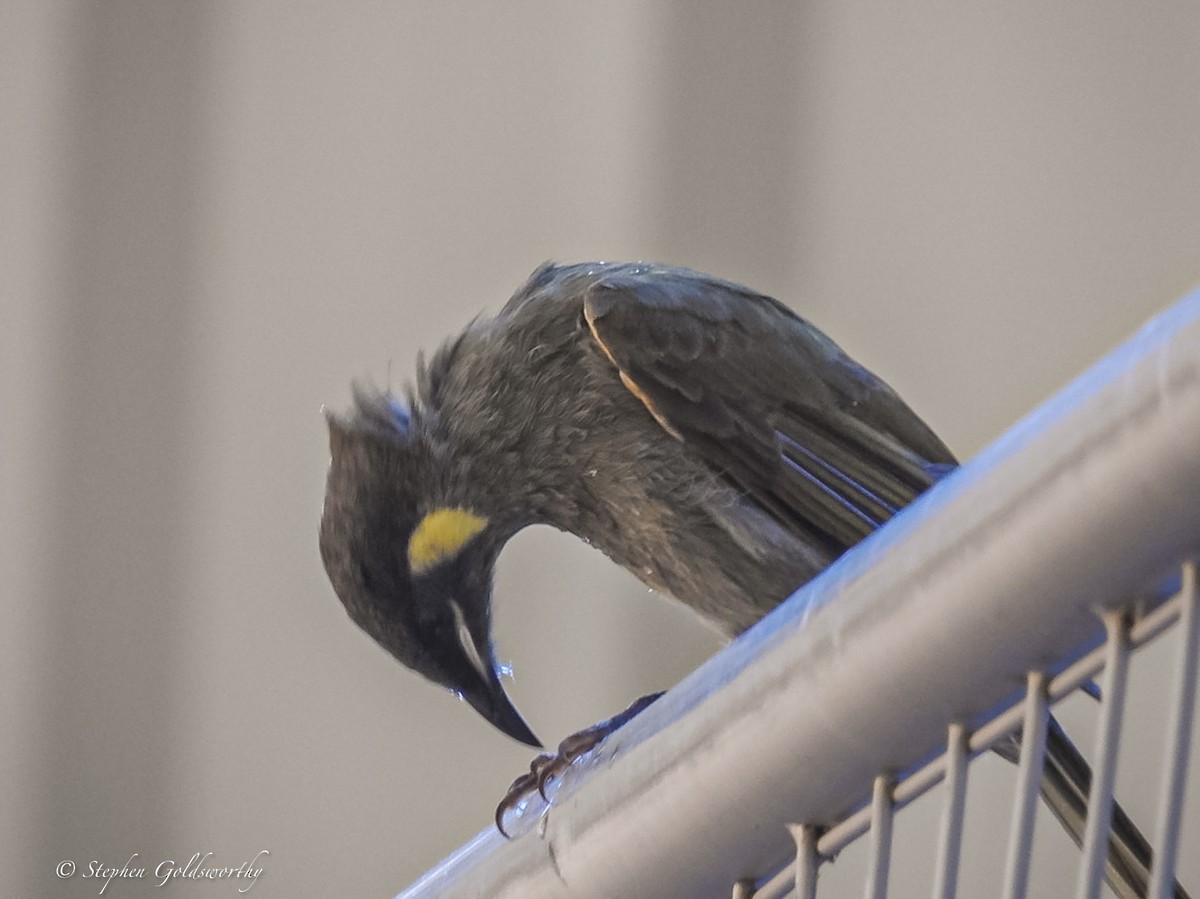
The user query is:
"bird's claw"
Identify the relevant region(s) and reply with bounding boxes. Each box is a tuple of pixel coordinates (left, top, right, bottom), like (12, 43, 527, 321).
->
(494, 692, 664, 837)
(493, 734, 608, 837)
(494, 757, 550, 836)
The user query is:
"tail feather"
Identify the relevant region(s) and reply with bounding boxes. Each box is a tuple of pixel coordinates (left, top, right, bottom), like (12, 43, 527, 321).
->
(996, 715, 1190, 899)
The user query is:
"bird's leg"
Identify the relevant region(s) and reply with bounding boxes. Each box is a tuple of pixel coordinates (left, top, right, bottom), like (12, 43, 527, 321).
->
(495, 691, 664, 837)
(533, 691, 664, 796)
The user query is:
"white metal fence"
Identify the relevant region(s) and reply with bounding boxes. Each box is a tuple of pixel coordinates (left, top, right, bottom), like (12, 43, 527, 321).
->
(398, 285, 1200, 899)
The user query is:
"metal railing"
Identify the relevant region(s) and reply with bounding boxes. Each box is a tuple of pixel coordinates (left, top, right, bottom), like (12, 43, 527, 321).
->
(758, 566, 1197, 899)
(399, 285, 1200, 899)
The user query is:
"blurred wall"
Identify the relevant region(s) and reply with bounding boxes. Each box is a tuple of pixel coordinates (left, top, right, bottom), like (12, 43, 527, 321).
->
(3, 2, 1199, 897)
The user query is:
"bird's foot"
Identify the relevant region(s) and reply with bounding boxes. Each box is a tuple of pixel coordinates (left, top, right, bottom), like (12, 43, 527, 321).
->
(495, 691, 664, 837)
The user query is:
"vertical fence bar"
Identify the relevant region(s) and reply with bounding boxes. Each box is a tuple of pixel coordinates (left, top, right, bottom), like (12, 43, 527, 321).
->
(932, 723, 970, 899)
(1001, 671, 1050, 899)
(1074, 611, 1132, 899)
(790, 824, 820, 899)
(732, 878, 756, 899)
(1148, 563, 1200, 899)
(864, 774, 895, 899)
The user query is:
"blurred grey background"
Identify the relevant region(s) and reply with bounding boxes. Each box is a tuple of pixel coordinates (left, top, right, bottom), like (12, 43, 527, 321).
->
(4, 2, 1199, 897)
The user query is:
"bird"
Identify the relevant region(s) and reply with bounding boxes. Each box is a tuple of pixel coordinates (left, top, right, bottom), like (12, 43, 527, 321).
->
(319, 261, 1186, 898)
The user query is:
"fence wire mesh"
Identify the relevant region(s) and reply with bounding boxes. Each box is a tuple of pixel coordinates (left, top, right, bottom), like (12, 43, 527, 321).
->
(754, 565, 1197, 899)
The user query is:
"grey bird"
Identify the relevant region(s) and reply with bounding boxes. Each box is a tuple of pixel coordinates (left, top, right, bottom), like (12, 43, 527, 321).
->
(320, 261, 1185, 898)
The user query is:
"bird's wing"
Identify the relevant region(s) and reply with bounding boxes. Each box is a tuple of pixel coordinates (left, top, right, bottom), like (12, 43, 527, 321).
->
(581, 266, 956, 557)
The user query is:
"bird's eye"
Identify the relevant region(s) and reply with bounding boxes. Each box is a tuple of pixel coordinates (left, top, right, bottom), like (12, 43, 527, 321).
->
(358, 564, 375, 592)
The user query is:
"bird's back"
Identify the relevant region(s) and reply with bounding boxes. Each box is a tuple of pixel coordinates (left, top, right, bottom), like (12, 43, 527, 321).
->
(434, 262, 955, 634)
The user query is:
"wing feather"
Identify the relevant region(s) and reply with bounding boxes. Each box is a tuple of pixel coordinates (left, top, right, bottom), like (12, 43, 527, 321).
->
(582, 265, 955, 555)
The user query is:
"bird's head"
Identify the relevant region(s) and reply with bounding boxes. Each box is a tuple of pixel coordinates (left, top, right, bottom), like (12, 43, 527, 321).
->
(318, 388, 540, 748)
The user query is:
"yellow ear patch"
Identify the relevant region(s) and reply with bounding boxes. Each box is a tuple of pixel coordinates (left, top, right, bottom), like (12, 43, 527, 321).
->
(408, 508, 489, 575)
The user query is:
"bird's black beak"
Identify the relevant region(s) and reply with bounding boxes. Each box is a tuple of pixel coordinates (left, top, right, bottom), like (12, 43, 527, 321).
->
(459, 662, 541, 748)
(445, 599, 542, 748)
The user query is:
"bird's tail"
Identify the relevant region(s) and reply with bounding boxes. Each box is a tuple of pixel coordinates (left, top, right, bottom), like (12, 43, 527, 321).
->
(997, 715, 1190, 899)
